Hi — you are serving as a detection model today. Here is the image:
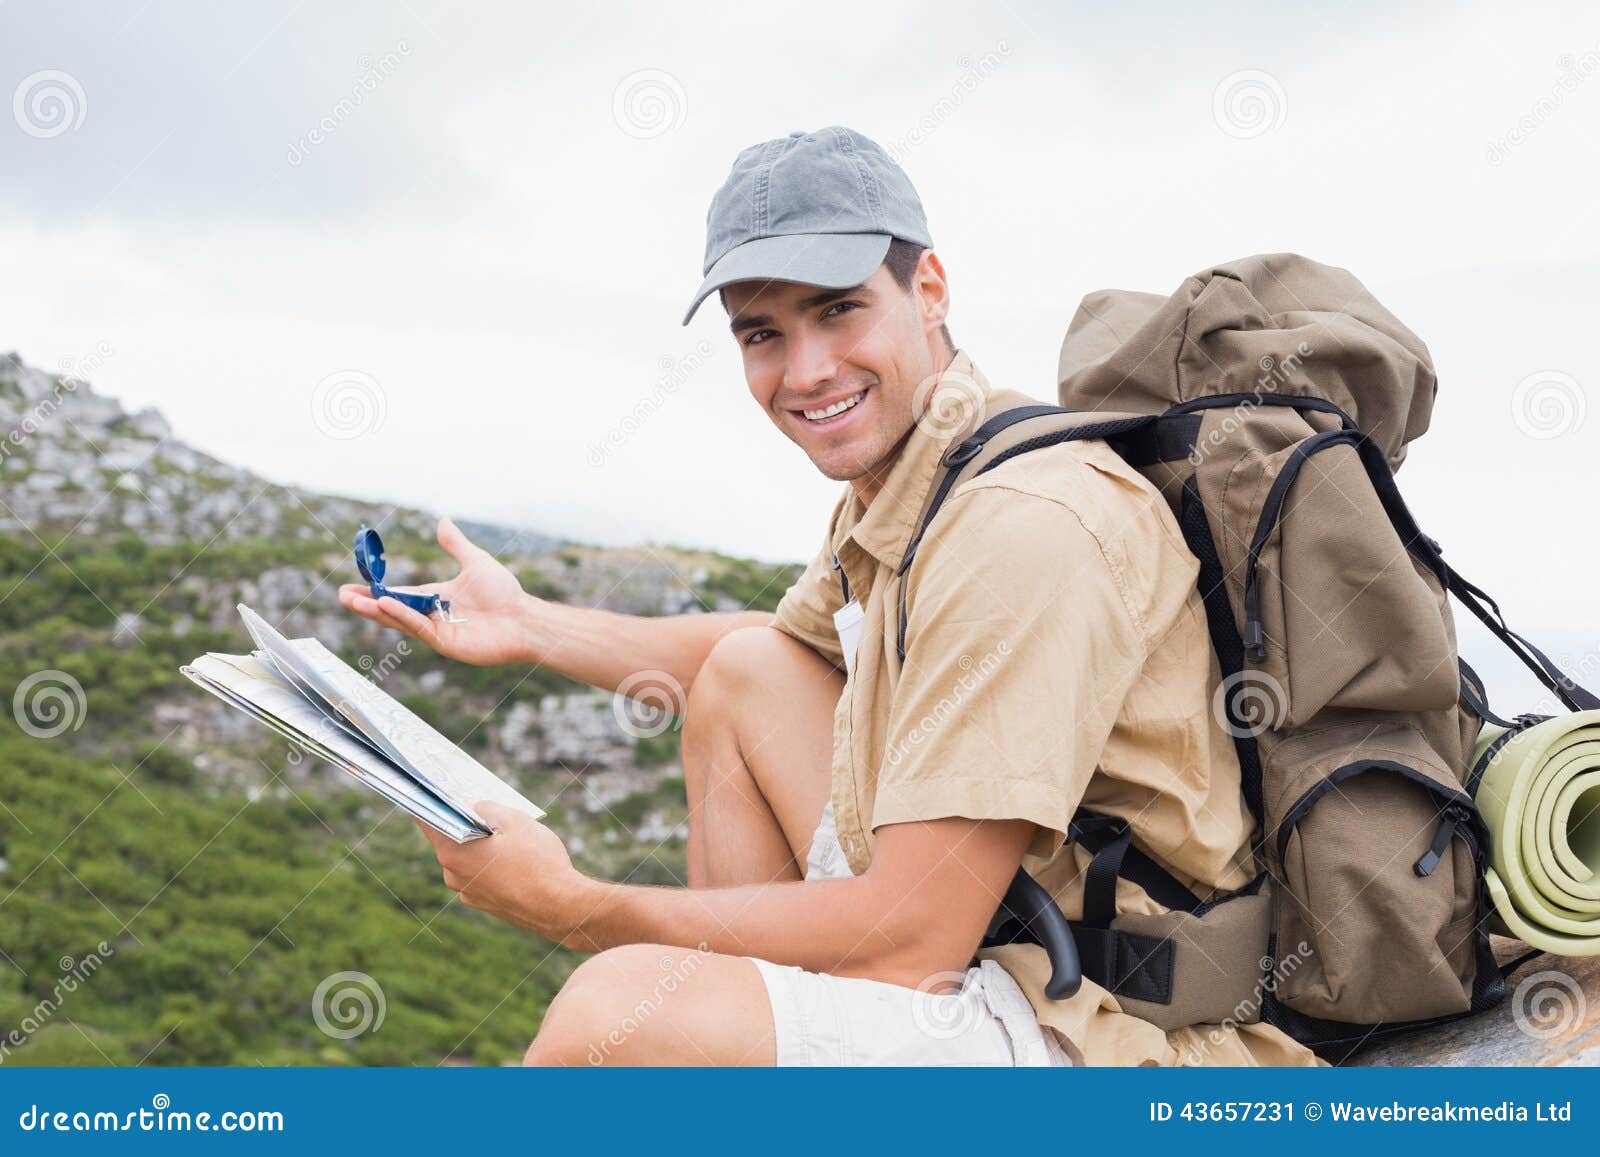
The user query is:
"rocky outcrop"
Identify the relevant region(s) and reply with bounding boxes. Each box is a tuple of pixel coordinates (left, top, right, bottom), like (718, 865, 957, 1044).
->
(0, 350, 795, 876)
(0, 351, 465, 547)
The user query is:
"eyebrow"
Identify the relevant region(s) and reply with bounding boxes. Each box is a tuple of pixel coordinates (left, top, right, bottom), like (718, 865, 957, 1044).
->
(729, 284, 870, 335)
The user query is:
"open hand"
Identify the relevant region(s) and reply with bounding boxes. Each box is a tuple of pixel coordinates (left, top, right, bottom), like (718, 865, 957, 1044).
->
(338, 518, 537, 667)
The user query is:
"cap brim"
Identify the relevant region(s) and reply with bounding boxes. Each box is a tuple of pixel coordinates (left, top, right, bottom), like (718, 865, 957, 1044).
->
(681, 232, 893, 326)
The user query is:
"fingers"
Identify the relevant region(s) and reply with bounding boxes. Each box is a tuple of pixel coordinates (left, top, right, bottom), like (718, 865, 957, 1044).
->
(475, 801, 510, 834)
(338, 585, 395, 625)
(338, 584, 377, 613)
(413, 815, 451, 853)
(342, 589, 426, 638)
(376, 595, 442, 646)
(412, 819, 481, 900)
(437, 517, 487, 568)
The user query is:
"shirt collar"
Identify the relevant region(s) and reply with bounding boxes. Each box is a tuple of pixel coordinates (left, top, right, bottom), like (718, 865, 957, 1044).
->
(829, 348, 994, 573)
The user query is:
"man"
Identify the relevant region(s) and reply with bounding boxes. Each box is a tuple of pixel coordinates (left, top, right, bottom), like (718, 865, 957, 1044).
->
(338, 127, 1320, 1067)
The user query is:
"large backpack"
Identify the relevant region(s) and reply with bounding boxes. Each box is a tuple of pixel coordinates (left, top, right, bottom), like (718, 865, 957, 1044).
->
(913, 253, 1600, 1057)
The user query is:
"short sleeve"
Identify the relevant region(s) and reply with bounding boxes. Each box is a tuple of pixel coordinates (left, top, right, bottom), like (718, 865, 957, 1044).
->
(871, 482, 1151, 860)
(770, 541, 846, 669)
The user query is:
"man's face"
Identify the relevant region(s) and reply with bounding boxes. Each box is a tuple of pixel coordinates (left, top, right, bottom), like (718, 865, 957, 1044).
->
(722, 258, 947, 485)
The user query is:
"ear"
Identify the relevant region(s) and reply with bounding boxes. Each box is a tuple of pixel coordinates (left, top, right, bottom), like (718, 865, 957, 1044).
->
(912, 249, 951, 338)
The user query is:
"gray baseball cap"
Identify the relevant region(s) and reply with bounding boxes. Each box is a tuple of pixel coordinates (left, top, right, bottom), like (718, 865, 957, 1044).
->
(682, 126, 934, 326)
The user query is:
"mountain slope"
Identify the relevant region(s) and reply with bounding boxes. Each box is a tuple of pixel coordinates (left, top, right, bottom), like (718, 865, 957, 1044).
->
(0, 351, 799, 1065)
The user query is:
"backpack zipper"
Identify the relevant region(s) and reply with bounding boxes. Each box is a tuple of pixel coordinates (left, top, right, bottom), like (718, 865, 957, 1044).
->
(1413, 802, 1472, 877)
(1241, 432, 1357, 661)
(1274, 759, 1474, 868)
(1241, 428, 1447, 664)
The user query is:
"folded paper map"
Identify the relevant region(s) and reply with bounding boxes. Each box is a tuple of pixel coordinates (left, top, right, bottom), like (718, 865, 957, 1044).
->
(181, 604, 544, 842)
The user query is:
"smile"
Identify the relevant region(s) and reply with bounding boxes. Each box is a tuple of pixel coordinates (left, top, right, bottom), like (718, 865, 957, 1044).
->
(799, 390, 866, 424)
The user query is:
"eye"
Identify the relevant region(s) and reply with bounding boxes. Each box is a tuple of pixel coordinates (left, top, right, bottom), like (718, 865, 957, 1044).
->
(742, 328, 776, 347)
(822, 301, 860, 319)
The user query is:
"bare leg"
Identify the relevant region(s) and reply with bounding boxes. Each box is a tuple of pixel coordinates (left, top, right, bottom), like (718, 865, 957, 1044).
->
(526, 944, 775, 1066)
(679, 626, 843, 888)
(525, 628, 841, 1068)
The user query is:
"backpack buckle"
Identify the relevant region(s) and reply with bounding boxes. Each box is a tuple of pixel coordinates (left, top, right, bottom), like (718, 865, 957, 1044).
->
(941, 438, 982, 467)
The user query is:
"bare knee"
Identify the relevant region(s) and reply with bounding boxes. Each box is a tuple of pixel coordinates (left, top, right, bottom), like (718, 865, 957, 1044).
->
(682, 626, 800, 765)
(688, 626, 790, 710)
(686, 625, 837, 732)
(524, 944, 774, 1067)
(524, 944, 680, 1067)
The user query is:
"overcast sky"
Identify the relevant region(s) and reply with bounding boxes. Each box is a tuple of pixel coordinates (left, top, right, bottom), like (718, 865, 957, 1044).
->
(4, 1, 1598, 702)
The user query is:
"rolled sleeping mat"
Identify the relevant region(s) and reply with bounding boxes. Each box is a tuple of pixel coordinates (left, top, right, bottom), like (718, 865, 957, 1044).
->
(1472, 711, 1600, 955)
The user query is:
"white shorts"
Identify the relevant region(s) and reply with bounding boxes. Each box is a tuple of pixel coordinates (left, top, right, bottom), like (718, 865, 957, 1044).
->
(750, 803, 1075, 1067)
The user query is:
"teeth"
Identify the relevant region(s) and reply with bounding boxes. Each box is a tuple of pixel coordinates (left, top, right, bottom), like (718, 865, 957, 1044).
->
(802, 391, 865, 422)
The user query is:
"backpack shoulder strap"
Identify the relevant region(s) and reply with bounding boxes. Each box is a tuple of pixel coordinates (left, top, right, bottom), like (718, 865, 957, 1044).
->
(895, 405, 1171, 664)
(902, 401, 1234, 1009)
(1444, 562, 1600, 714)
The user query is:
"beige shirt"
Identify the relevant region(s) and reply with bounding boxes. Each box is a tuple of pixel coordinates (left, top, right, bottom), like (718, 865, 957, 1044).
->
(772, 350, 1322, 1066)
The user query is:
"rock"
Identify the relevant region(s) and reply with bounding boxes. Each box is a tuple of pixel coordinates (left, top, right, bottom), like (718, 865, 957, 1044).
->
(1351, 939, 1600, 1066)
(634, 809, 686, 844)
(127, 407, 171, 439)
(538, 691, 635, 771)
(497, 699, 542, 769)
(0, 353, 804, 895)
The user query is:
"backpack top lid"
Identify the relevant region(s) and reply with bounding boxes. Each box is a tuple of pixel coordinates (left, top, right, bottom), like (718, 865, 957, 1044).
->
(1057, 252, 1437, 471)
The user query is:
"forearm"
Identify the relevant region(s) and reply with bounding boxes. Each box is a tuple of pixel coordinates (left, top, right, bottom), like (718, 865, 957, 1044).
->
(436, 813, 1032, 990)
(515, 596, 773, 696)
(567, 873, 962, 988)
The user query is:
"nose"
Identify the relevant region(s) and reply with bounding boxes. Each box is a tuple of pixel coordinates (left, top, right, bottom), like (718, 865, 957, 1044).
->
(783, 327, 840, 399)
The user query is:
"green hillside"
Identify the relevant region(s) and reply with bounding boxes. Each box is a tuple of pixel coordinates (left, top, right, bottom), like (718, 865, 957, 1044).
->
(0, 533, 796, 1066)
